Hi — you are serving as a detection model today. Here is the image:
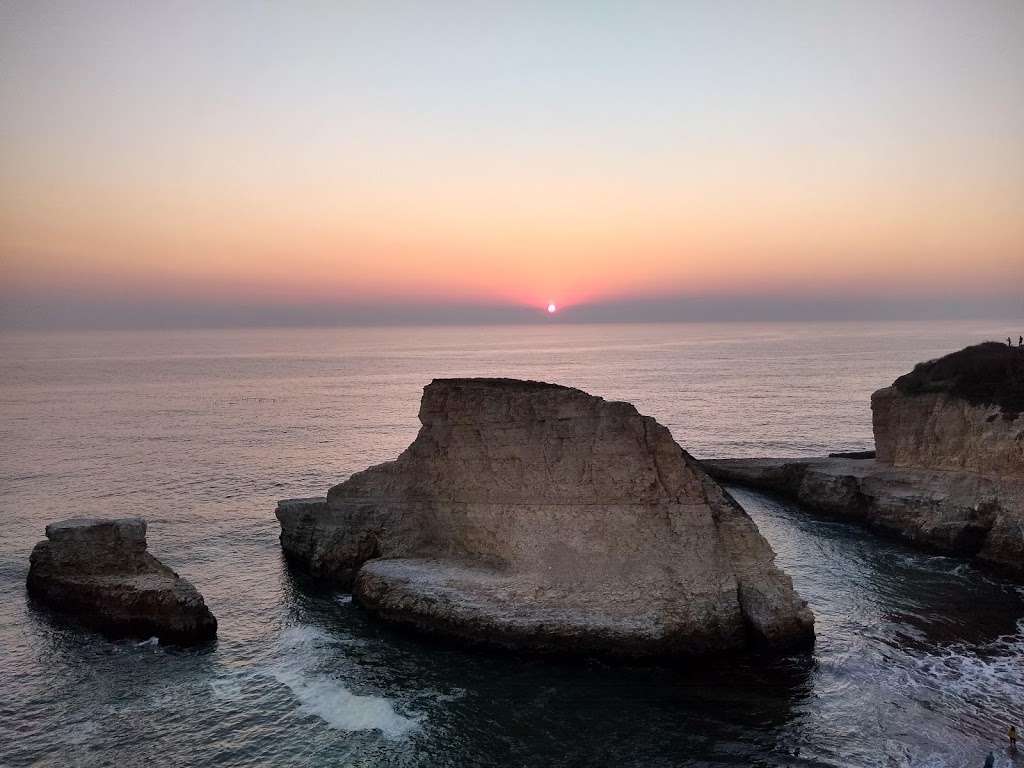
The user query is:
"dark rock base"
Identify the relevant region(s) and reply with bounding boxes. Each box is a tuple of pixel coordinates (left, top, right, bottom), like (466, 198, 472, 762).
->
(27, 518, 217, 645)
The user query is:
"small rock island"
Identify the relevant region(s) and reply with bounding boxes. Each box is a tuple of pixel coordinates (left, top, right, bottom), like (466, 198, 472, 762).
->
(277, 378, 814, 657)
(27, 518, 217, 644)
(705, 342, 1024, 576)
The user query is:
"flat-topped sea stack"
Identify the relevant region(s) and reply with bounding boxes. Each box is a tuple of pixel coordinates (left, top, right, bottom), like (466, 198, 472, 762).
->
(277, 378, 814, 657)
(704, 342, 1024, 577)
(27, 518, 217, 644)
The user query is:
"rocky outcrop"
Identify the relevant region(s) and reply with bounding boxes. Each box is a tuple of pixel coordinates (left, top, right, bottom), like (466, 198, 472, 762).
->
(27, 518, 217, 644)
(872, 342, 1024, 476)
(702, 457, 1024, 578)
(277, 378, 813, 657)
(702, 344, 1024, 578)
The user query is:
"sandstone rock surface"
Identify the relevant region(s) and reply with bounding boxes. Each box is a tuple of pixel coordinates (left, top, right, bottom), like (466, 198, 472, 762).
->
(702, 457, 1024, 578)
(703, 343, 1024, 578)
(277, 378, 813, 656)
(872, 342, 1024, 476)
(27, 518, 217, 644)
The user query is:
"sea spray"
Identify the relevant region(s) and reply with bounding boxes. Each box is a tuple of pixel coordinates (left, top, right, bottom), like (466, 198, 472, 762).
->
(210, 624, 423, 739)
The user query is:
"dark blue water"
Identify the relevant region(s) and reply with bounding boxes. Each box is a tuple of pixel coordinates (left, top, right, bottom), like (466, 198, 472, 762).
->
(1, 322, 1021, 767)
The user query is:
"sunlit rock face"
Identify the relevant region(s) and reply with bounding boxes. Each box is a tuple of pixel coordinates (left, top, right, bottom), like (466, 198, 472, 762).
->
(872, 342, 1024, 477)
(27, 518, 217, 644)
(277, 378, 814, 657)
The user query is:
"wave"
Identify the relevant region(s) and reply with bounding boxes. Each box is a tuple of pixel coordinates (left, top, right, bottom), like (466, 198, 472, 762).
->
(888, 619, 1024, 708)
(211, 623, 423, 740)
(269, 666, 421, 739)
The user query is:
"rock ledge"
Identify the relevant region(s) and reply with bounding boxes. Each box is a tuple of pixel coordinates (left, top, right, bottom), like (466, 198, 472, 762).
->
(702, 457, 1024, 577)
(703, 344, 1024, 578)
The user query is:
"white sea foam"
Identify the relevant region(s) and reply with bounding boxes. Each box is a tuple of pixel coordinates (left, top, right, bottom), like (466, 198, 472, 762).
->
(883, 619, 1024, 722)
(279, 624, 340, 648)
(209, 671, 252, 701)
(270, 667, 422, 739)
(265, 623, 424, 738)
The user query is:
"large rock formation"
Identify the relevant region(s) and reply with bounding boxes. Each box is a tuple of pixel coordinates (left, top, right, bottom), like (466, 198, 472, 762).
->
(27, 518, 217, 644)
(277, 378, 813, 657)
(702, 457, 1024, 577)
(704, 342, 1024, 578)
(872, 341, 1023, 476)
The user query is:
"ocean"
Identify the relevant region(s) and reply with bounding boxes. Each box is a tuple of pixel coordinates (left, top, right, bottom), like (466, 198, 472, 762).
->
(1, 320, 1022, 767)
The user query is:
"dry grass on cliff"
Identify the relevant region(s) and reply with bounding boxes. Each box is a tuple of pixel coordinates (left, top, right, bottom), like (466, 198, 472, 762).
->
(894, 341, 1024, 415)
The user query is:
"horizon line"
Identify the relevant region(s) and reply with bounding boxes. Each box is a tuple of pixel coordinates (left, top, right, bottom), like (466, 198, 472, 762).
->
(2, 291, 1022, 331)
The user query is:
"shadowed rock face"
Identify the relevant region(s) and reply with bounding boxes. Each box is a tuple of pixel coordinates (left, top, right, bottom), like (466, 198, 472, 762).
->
(891, 341, 1024, 414)
(27, 518, 217, 644)
(277, 378, 813, 657)
(872, 342, 1024, 476)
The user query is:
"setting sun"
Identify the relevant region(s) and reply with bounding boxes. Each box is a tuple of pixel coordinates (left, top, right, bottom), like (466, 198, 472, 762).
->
(1, 3, 1022, 764)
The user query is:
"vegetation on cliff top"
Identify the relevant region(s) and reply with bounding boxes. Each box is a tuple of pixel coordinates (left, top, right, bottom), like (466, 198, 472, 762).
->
(894, 341, 1024, 413)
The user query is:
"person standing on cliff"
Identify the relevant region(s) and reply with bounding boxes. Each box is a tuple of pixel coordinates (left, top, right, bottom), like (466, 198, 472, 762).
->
(1018, 335, 1022, 347)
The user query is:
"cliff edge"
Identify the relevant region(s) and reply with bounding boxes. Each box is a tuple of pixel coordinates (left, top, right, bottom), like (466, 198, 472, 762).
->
(872, 342, 1023, 476)
(277, 378, 813, 657)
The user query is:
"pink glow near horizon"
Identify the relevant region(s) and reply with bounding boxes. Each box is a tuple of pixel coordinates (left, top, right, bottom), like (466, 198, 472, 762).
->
(1, 2, 1022, 322)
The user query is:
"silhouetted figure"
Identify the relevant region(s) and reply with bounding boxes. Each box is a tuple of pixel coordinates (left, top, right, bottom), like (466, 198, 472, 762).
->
(1019, 335, 1023, 347)
(983, 751, 995, 768)
(1009, 337, 1014, 347)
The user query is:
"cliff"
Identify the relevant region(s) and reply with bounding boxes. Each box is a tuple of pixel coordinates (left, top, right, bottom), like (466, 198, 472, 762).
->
(27, 518, 217, 644)
(277, 378, 814, 657)
(872, 342, 1024, 476)
(703, 343, 1024, 578)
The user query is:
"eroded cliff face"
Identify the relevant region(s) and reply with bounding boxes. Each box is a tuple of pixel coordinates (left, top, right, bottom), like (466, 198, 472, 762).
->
(277, 378, 814, 656)
(872, 387, 1023, 475)
(871, 342, 1024, 477)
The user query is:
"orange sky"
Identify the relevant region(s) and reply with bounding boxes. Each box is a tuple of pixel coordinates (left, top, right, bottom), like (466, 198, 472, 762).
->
(1, 2, 1022, 322)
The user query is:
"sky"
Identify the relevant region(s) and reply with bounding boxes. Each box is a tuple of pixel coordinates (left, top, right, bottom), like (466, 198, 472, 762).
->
(1, 1, 1022, 327)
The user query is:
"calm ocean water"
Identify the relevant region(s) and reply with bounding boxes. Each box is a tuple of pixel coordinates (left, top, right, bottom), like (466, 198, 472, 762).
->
(1, 321, 1022, 767)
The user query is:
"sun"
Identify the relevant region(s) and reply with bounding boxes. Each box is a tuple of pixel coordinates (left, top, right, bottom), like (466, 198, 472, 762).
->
(547, 303, 557, 314)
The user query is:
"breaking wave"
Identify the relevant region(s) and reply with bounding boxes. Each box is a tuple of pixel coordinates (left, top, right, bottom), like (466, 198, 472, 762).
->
(269, 667, 421, 739)
(211, 624, 423, 740)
